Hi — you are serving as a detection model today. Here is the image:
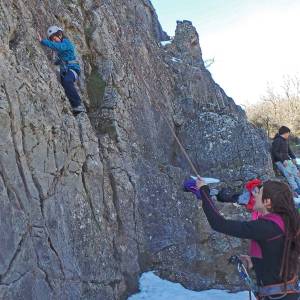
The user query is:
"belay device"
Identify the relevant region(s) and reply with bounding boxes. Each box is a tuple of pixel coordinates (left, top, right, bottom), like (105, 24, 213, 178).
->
(228, 255, 257, 300)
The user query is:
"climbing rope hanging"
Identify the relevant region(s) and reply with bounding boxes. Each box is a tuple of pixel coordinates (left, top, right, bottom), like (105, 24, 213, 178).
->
(148, 87, 254, 300)
(150, 98, 199, 176)
(131, 8, 255, 295)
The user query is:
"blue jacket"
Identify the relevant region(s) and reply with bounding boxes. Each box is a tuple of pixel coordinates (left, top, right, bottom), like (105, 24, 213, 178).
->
(40, 38, 80, 74)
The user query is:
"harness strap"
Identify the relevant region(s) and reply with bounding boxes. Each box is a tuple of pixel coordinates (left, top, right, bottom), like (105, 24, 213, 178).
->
(258, 277, 299, 298)
(66, 60, 79, 65)
(69, 69, 79, 81)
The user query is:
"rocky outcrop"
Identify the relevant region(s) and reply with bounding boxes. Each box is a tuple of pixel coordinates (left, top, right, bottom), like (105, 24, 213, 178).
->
(0, 1, 273, 299)
(164, 21, 271, 181)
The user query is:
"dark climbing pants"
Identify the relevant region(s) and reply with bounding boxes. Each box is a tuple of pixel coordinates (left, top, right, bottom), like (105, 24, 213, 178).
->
(61, 70, 81, 108)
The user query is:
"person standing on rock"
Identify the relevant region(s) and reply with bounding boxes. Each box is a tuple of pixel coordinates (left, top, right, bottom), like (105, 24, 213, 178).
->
(38, 26, 85, 115)
(185, 178, 300, 299)
(271, 126, 300, 196)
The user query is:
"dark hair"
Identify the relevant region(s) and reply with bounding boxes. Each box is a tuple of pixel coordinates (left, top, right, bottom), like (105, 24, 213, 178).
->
(50, 31, 65, 40)
(278, 126, 291, 135)
(262, 180, 300, 283)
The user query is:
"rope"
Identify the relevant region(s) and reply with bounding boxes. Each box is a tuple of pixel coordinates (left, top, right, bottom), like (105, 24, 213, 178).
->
(130, 10, 251, 293)
(150, 100, 199, 176)
(132, 6, 238, 252)
(142, 74, 242, 260)
(149, 100, 254, 296)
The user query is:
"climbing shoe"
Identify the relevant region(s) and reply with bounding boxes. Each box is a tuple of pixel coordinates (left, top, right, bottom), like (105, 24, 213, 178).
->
(72, 105, 85, 115)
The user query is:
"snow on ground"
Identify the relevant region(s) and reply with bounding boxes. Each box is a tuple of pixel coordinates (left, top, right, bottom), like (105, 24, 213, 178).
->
(160, 40, 172, 46)
(128, 272, 254, 300)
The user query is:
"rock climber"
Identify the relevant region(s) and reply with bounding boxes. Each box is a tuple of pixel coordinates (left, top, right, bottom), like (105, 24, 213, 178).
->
(184, 178, 300, 299)
(38, 25, 85, 114)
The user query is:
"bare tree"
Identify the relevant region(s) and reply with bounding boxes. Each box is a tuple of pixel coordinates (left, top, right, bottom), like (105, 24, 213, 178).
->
(246, 75, 300, 138)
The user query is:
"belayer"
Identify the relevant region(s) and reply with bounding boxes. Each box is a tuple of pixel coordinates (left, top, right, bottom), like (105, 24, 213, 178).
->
(38, 26, 85, 114)
(184, 177, 300, 299)
(271, 126, 300, 196)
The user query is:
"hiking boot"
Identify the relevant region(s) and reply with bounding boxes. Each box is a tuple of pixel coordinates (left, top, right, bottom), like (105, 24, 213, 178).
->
(72, 105, 85, 114)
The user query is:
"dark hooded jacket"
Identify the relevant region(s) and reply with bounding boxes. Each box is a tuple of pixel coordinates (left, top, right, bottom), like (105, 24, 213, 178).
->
(271, 133, 296, 163)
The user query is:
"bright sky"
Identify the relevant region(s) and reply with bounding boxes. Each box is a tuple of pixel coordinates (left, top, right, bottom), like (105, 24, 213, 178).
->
(151, 0, 300, 105)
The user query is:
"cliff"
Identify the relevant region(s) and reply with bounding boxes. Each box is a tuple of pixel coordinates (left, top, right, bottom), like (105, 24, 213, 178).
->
(0, 1, 273, 299)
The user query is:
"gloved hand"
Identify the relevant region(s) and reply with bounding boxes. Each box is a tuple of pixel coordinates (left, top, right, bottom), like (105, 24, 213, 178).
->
(183, 178, 202, 199)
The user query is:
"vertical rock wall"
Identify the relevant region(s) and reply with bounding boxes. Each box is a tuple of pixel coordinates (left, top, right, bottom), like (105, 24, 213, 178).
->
(0, 1, 273, 299)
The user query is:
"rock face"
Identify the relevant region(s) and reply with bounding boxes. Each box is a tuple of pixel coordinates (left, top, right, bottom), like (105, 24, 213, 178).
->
(0, 1, 273, 300)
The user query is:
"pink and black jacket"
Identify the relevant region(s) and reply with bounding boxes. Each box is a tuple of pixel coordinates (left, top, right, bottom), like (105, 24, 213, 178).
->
(200, 185, 286, 287)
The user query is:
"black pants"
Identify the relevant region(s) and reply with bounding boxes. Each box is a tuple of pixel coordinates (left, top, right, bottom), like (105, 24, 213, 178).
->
(61, 69, 81, 108)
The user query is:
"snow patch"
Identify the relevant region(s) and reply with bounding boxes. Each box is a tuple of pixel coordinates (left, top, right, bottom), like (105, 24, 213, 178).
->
(171, 57, 182, 63)
(160, 40, 172, 46)
(190, 176, 220, 184)
(128, 272, 253, 300)
(294, 197, 300, 205)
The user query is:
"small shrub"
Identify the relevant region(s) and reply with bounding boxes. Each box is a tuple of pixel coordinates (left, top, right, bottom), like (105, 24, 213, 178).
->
(86, 68, 106, 111)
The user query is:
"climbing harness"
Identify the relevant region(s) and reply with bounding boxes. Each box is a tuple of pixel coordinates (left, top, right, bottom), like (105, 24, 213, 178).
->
(69, 69, 79, 81)
(257, 276, 299, 300)
(229, 255, 300, 300)
(60, 60, 80, 78)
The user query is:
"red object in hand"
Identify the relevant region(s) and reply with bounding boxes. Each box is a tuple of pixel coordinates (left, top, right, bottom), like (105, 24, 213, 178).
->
(245, 178, 262, 212)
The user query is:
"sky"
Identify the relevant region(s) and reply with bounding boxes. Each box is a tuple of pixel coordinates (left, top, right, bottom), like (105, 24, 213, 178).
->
(151, 0, 300, 106)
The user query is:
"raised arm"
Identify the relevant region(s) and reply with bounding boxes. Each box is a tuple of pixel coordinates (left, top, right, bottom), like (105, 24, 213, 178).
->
(40, 39, 71, 52)
(200, 186, 280, 240)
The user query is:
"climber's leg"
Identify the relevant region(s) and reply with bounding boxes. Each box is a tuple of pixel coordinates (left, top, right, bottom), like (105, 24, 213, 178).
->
(61, 70, 82, 108)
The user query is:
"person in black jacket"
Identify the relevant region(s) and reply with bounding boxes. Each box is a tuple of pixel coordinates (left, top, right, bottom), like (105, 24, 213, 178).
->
(187, 179, 300, 300)
(272, 126, 300, 195)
